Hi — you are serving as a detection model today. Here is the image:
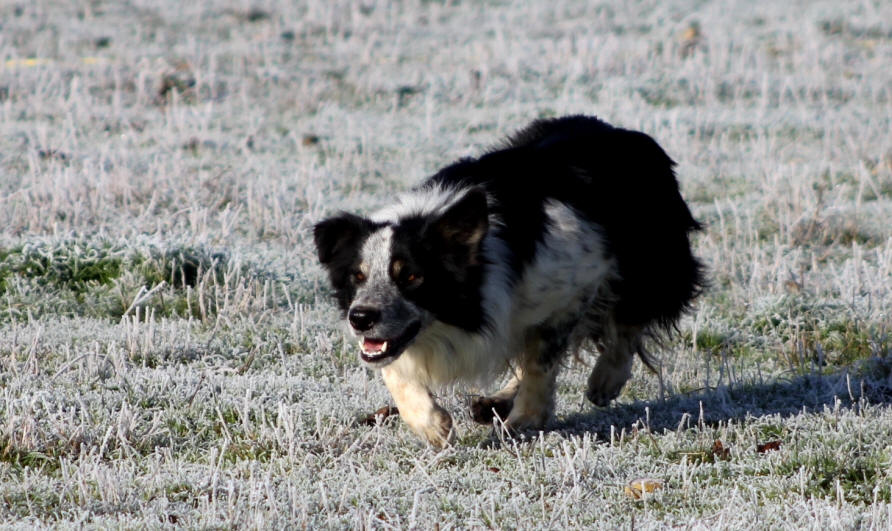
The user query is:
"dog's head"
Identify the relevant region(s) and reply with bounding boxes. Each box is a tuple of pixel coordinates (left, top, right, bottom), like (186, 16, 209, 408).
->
(313, 187, 488, 367)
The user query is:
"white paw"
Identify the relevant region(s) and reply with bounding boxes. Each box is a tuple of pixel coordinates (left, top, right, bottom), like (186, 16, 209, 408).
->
(410, 407, 454, 448)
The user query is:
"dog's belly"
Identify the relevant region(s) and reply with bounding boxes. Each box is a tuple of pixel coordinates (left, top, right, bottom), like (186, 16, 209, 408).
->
(512, 200, 613, 328)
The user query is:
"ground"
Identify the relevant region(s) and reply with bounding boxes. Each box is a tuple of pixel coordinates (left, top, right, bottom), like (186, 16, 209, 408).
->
(1, 0, 891, 528)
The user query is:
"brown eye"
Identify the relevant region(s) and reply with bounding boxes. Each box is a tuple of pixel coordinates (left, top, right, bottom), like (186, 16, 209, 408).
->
(406, 273, 416, 282)
(353, 272, 366, 283)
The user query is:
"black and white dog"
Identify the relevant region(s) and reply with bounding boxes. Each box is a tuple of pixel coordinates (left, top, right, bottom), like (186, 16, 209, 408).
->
(314, 115, 704, 446)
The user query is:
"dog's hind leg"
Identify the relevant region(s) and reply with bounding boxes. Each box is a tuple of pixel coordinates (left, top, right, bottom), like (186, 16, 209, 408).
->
(381, 366, 453, 448)
(585, 327, 646, 406)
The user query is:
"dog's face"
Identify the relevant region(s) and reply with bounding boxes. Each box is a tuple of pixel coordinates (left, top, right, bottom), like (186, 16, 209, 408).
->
(314, 188, 488, 367)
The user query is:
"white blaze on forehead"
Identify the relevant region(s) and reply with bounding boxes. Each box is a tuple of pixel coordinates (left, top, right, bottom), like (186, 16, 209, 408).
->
(371, 183, 472, 224)
(359, 225, 394, 280)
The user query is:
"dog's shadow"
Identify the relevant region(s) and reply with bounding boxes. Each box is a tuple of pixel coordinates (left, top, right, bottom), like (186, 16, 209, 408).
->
(514, 358, 892, 444)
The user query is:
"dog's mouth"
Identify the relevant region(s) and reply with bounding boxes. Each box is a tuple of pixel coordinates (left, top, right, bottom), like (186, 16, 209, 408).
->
(358, 321, 421, 366)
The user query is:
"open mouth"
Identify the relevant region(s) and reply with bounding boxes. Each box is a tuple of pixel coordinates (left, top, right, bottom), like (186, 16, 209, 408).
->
(358, 321, 421, 366)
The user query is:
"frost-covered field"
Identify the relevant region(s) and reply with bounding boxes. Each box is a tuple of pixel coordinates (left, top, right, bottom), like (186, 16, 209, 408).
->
(1, 0, 891, 528)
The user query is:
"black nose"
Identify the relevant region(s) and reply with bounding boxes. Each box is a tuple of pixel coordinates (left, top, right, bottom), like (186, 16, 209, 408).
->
(348, 307, 380, 332)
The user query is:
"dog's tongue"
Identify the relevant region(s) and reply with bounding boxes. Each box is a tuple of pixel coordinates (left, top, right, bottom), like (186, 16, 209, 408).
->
(362, 338, 388, 353)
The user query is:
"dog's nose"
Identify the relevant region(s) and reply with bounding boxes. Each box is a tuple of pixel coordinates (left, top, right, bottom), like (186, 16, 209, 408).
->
(348, 307, 380, 332)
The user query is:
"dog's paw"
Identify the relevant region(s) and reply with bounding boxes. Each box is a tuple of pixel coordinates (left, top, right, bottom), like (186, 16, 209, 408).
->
(585, 386, 620, 407)
(585, 369, 629, 406)
(586, 351, 634, 407)
(504, 407, 550, 432)
(416, 407, 454, 448)
(470, 396, 514, 424)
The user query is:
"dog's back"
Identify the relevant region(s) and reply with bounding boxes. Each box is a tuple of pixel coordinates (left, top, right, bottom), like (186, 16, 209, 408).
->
(425, 115, 704, 331)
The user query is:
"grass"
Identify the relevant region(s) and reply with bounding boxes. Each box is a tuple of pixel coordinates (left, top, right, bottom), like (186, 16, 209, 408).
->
(0, 238, 277, 322)
(1, 0, 891, 527)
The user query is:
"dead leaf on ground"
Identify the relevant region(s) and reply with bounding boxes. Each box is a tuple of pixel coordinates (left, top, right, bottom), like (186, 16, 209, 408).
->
(360, 405, 399, 426)
(757, 440, 782, 453)
(680, 21, 703, 57)
(712, 440, 731, 460)
(624, 478, 662, 499)
(157, 63, 196, 104)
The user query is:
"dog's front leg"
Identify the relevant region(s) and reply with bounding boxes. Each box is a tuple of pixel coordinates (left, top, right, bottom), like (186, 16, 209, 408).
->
(381, 366, 453, 447)
(505, 329, 562, 431)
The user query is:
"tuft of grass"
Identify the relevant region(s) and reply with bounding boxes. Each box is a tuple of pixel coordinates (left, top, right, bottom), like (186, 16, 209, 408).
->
(136, 247, 230, 290)
(744, 295, 886, 370)
(775, 451, 892, 505)
(0, 442, 63, 476)
(0, 239, 275, 323)
(0, 241, 123, 295)
(1, 489, 63, 521)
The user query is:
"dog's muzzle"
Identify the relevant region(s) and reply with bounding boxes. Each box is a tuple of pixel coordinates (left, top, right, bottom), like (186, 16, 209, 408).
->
(354, 320, 422, 367)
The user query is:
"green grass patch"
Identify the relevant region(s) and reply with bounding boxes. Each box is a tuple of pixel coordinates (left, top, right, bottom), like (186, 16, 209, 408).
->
(222, 439, 278, 464)
(693, 328, 729, 353)
(1, 488, 62, 521)
(775, 451, 892, 504)
(0, 442, 63, 476)
(0, 239, 269, 323)
(746, 296, 886, 368)
(0, 241, 123, 295)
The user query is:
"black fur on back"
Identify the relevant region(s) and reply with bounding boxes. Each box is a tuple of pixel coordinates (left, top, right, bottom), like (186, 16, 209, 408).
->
(423, 115, 705, 331)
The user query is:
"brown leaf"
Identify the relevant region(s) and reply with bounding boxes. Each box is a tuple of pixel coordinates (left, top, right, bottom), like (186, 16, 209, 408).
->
(757, 440, 782, 453)
(712, 440, 731, 460)
(624, 478, 662, 499)
(301, 134, 321, 146)
(488, 466, 500, 473)
(157, 63, 196, 104)
(360, 405, 399, 426)
(680, 21, 703, 58)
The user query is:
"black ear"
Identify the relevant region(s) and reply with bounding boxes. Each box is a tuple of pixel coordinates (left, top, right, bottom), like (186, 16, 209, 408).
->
(313, 213, 374, 266)
(432, 187, 488, 251)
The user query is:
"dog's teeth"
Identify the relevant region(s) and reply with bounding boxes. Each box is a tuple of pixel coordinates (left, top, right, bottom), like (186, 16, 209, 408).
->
(360, 338, 389, 357)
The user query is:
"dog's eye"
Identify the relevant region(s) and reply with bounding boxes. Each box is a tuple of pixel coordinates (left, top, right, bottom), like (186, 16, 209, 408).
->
(353, 271, 366, 283)
(405, 273, 422, 285)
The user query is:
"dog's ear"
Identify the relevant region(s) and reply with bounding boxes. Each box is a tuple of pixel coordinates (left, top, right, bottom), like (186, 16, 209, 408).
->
(314, 213, 373, 266)
(432, 187, 488, 253)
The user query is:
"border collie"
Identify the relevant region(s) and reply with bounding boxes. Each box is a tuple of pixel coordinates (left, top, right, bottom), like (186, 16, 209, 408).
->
(314, 115, 704, 447)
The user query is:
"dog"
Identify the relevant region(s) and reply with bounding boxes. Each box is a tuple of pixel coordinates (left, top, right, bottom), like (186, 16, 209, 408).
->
(314, 115, 704, 447)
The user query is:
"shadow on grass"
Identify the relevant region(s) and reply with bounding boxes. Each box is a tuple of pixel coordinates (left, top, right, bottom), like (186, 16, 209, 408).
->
(550, 357, 892, 440)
